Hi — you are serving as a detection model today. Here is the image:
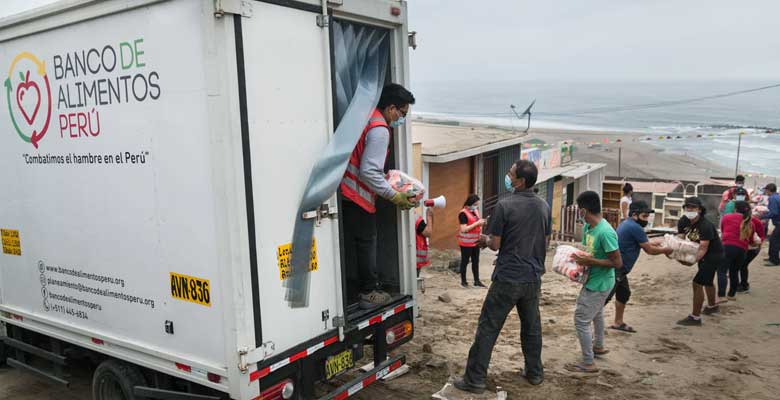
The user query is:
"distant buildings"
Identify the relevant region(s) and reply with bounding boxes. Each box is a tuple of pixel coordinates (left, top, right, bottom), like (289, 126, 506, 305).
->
(411, 121, 605, 249)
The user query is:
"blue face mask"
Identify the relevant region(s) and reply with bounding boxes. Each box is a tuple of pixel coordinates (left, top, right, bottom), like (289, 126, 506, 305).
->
(504, 174, 515, 193)
(389, 116, 406, 128)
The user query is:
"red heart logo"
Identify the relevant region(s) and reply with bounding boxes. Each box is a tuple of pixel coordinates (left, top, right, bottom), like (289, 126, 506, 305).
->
(16, 71, 41, 126)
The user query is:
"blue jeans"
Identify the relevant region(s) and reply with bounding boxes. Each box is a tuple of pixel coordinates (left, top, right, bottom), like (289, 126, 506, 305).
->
(464, 280, 543, 385)
(575, 287, 611, 365)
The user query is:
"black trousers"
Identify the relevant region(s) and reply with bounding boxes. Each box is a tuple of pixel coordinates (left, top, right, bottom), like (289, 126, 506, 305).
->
(741, 248, 759, 288)
(464, 280, 543, 385)
(460, 246, 480, 284)
(342, 199, 378, 293)
(769, 224, 780, 265)
(720, 245, 745, 298)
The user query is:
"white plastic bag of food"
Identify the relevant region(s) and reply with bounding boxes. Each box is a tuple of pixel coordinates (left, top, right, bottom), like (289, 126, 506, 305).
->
(386, 169, 426, 202)
(753, 205, 769, 219)
(552, 245, 590, 284)
(663, 234, 699, 265)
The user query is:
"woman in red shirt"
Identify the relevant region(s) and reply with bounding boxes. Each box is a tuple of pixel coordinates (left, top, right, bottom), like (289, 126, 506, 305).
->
(719, 201, 761, 300)
(739, 212, 766, 293)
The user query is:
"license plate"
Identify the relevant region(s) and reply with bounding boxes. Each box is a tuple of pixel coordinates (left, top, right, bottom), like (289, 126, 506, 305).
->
(325, 350, 354, 380)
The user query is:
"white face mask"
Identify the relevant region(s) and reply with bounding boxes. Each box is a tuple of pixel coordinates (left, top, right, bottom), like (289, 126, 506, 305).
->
(736, 195, 746, 201)
(684, 211, 699, 220)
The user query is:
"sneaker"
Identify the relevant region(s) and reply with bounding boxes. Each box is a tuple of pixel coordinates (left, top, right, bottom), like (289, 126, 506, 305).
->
(473, 281, 487, 288)
(742, 284, 751, 293)
(702, 305, 720, 315)
(736, 286, 746, 293)
(358, 290, 392, 309)
(453, 377, 486, 394)
(764, 262, 780, 267)
(727, 296, 737, 302)
(520, 368, 544, 385)
(460, 282, 469, 288)
(526, 374, 544, 386)
(676, 315, 702, 326)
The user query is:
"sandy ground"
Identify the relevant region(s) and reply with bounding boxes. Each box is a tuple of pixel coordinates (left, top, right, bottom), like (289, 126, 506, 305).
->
(354, 246, 780, 400)
(3, 246, 780, 400)
(523, 127, 734, 181)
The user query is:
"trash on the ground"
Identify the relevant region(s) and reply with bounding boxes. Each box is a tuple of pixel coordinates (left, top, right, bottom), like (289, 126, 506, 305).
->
(438, 292, 452, 303)
(382, 364, 410, 381)
(432, 382, 506, 400)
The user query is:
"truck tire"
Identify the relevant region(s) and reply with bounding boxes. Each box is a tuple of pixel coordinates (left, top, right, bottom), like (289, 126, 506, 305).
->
(92, 359, 147, 400)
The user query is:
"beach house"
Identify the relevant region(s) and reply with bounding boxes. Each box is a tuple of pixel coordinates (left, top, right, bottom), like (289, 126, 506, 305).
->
(411, 121, 605, 249)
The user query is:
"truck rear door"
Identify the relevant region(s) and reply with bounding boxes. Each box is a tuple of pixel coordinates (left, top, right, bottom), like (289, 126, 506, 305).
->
(238, 1, 341, 355)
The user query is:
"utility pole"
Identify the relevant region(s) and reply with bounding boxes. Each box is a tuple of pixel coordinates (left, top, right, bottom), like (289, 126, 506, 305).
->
(735, 131, 743, 176)
(618, 147, 622, 177)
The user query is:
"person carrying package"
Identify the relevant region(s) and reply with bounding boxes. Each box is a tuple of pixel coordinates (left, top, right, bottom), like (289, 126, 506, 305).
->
(722, 186, 749, 215)
(739, 208, 766, 293)
(605, 201, 672, 334)
(415, 207, 434, 278)
(675, 197, 725, 325)
(719, 175, 750, 213)
(719, 201, 762, 301)
(340, 83, 417, 309)
(453, 160, 550, 393)
(564, 191, 622, 374)
(764, 183, 780, 267)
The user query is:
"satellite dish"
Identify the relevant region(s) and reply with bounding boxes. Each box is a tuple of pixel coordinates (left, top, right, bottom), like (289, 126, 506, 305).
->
(510, 99, 536, 133)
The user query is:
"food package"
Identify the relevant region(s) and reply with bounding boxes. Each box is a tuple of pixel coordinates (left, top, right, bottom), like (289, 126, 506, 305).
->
(663, 234, 699, 265)
(749, 232, 762, 249)
(386, 169, 426, 202)
(552, 245, 590, 284)
(753, 205, 769, 218)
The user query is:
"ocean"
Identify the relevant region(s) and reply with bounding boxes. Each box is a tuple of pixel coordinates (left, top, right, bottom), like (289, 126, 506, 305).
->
(412, 80, 780, 177)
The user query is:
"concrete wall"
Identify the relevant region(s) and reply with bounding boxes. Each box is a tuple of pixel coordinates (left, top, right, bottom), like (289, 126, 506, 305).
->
(552, 179, 564, 231)
(428, 157, 475, 250)
(412, 142, 423, 182)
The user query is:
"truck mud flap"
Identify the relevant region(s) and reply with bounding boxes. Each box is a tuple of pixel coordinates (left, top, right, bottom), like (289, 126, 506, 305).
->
(317, 354, 405, 400)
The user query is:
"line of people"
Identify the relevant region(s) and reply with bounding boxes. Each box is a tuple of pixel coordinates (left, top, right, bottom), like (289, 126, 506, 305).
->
(451, 165, 778, 393)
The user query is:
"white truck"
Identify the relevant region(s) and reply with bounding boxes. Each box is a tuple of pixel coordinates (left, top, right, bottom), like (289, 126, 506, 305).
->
(0, 1, 418, 399)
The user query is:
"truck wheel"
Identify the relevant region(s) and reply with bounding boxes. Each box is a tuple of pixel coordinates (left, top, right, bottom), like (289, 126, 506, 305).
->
(92, 359, 147, 400)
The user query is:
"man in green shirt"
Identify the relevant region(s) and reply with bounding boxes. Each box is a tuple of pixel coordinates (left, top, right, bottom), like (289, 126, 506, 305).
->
(566, 191, 623, 373)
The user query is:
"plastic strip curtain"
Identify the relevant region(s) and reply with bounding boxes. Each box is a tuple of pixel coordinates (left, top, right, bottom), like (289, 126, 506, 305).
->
(285, 21, 389, 307)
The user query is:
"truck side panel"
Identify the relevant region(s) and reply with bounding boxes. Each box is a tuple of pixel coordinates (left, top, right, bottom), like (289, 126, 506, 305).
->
(0, 0, 228, 369)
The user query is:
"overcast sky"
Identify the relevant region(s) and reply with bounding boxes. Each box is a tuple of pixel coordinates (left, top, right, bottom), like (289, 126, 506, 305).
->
(408, 0, 780, 83)
(5, 0, 779, 83)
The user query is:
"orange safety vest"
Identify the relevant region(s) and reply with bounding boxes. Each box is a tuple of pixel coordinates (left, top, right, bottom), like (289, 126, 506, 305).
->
(415, 217, 430, 269)
(457, 207, 481, 248)
(340, 109, 390, 214)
